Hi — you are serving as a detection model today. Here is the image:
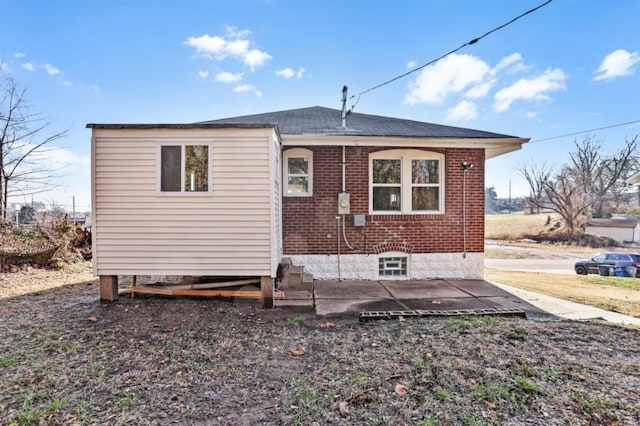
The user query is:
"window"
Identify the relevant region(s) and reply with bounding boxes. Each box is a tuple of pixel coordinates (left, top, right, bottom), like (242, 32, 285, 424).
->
(370, 150, 444, 214)
(379, 256, 407, 277)
(158, 143, 211, 193)
(283, 148, 313, 196)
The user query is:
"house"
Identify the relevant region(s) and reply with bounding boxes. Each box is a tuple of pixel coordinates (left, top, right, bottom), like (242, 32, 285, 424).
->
(88, 106, 528, 306)
(585, 217, 640, 243)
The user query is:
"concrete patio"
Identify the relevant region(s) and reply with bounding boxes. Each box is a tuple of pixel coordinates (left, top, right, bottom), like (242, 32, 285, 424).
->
(276, 279, 555, 320)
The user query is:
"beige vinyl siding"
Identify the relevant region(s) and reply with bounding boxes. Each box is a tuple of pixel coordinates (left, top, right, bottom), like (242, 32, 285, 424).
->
(92, 128, 278, 276)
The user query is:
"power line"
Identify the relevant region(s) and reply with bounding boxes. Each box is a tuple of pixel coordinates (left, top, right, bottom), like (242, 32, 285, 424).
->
(349, 0, 554, 111)
(530, 119, 640, 143)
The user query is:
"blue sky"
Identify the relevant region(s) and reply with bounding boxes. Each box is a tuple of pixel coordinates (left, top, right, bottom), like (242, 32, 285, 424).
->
(2, 0, 639, 212)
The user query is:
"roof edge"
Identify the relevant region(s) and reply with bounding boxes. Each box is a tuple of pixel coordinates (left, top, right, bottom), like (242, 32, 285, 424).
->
(86, 123, 276, 130)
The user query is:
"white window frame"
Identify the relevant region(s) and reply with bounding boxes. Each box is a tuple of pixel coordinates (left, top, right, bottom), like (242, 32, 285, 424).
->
(369, 149, 444, 214)
(156, 142, 213, 195)
(283, 148, 313, 197)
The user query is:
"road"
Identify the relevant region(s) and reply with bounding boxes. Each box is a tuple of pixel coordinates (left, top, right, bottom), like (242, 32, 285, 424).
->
(484, 258, 576, 275)
(484, 240, 586, 275)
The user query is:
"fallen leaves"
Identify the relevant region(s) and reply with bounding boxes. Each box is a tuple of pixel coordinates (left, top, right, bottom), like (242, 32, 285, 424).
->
(394, 383, 408, 396)
(88, 316, 98, 322)
(291, 345, 306, 356)
(320, 321, 337, 328)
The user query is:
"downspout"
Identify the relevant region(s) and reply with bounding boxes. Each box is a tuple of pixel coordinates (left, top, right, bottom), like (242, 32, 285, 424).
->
(461, 162, 474, 258)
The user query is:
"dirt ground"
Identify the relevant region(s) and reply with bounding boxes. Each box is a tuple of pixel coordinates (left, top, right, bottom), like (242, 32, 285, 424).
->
(1, 262, 640, 425)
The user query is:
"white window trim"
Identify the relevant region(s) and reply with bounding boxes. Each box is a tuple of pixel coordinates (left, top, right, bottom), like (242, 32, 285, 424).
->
(283, 148, 313, 197)
(369, 149, 445, 215)
(156, 141, 213, 195)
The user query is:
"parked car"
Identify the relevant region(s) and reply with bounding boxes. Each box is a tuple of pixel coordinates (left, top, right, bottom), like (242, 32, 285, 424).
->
(574, 253, 640, 277)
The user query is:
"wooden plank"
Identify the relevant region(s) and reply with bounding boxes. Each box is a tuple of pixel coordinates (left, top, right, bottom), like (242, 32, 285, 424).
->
(118, 287, 284, 299)
(261, 276, 275, 308)
(168, 278, 260, 290)
(119, 286, 174, 296)
(172, 289, 263, 298)
(99, 276, 119, 301)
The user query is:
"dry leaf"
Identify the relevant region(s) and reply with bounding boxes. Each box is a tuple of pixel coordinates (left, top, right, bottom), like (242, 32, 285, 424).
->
(338, 401, 349, 415)
(320, 321, 337, 328)
(291, 345, 306, 356)
(88, 316, 98, 322)
(395, 383, 408, 396)
(398, 315, 405, 322)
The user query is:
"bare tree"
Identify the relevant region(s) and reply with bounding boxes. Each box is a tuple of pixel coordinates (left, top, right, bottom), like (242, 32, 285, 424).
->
(517, 161, 552, 214)
(569, 135, 639, 218)
(520, 135, 639, 240)
(542, 166, 592, 241)
(0, 73, 67, 219)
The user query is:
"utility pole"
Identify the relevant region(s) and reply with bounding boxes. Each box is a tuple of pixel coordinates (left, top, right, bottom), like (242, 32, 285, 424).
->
(508, 179, 512, 214)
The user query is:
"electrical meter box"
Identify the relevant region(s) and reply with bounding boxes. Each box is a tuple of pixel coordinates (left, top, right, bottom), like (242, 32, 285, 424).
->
(338, 192, 350, 215)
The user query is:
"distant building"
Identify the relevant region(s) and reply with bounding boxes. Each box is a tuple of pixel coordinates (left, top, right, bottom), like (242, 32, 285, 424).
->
(585, 217, 640, 243)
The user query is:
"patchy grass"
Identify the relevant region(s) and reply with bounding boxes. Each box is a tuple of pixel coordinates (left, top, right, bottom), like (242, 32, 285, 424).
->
(485, 212, 552, 240)
(486, 269, 640, 318)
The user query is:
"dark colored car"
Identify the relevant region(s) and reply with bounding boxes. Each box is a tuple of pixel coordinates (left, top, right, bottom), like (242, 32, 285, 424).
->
(574, 252, 640, 276)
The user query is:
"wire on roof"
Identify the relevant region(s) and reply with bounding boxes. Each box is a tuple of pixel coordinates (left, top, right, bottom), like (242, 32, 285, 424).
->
(349, 0, 554, 112)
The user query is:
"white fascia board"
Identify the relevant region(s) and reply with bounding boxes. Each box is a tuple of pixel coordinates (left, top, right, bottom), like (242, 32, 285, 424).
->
(281, 134, 529, 154)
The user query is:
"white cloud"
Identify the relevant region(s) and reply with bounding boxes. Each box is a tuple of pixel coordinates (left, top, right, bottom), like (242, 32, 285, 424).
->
(276, 68, 295, 79)
(43, 63, 61, 75)
(198, 70, 210, 78)
(13, 52, 26, 58)
(407, 60, 417, 69)
(23, 62, 35, 71)
(446, 100, 478, 121)
(185, 26, 272, 70)
(243, 49, 272, 71)
(494, 68, 567, 112)
(225, 25, 251, 39)
(594, 49, 640, 81)
(61, 80, 73, 87)
(215, 71, 243, 83)
(88, 84, 100, 92)
(525, 111, 537, 119)
(491, 53, 526, 75)
(276, 66, 306, 80)
(234, 84, 262, 97)
(405, 54, 490, 104)
(464, 82, 494, 99)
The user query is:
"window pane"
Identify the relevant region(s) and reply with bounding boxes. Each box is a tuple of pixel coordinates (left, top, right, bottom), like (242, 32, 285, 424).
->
(288, 157, 308, 175)
(161, 146, 181, 192)
(373, 187, 401, 211)
(412, 159, 439, 184)
(185, 145, 209, 192)
(373, 159, 401, 184)
(287, 176, 309, 194)
(412, 187, 439, 211)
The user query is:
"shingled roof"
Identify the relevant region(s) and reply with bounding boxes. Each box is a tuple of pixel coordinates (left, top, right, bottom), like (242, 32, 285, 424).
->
(586, 218, 640, 229)
(201, 106, 517, 139)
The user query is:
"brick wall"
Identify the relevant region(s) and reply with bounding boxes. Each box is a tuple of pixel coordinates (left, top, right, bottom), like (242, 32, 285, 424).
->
(282, 145, 485, 255)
